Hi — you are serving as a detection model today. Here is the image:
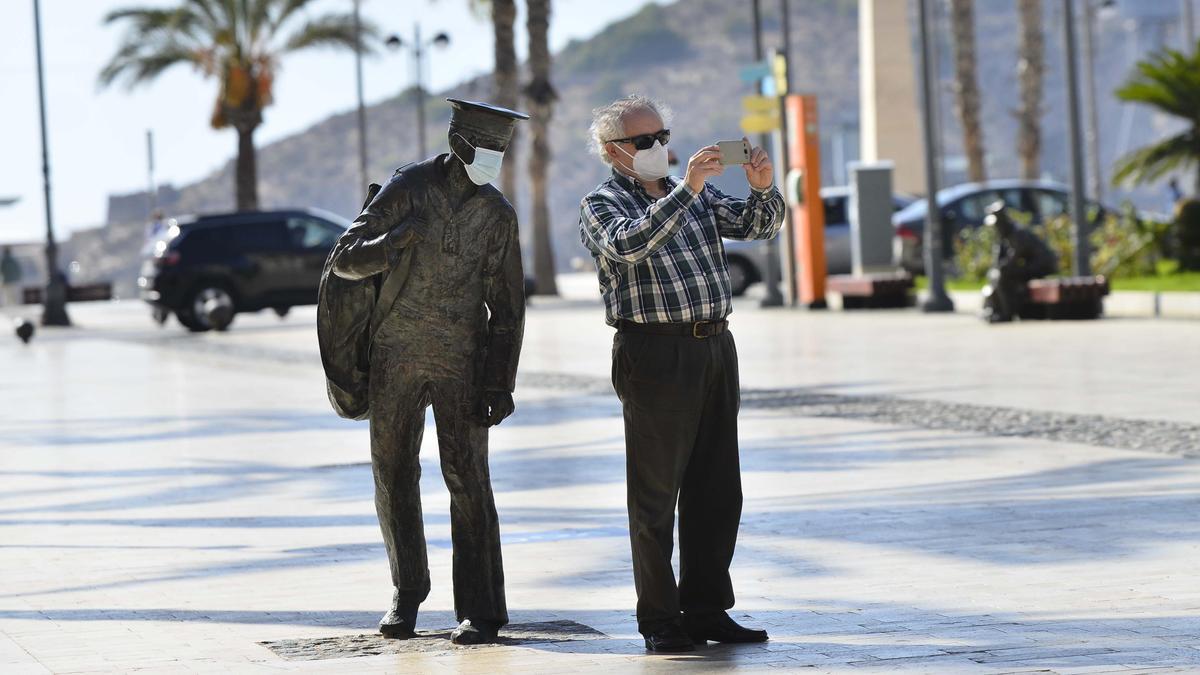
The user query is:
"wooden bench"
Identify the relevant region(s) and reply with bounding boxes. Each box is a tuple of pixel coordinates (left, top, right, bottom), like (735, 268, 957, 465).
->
(22, 282, 114, 305)
(1021, 276, 1109, 320)
(827, 272, 915, 309)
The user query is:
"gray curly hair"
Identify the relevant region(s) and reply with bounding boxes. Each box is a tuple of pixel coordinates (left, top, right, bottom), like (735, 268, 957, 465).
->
(588, 95, 674, 166)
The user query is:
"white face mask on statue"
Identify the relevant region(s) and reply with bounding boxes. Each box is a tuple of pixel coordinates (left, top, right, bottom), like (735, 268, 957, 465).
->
(613, 140, 670, 181)
(452, 133, 505, 186)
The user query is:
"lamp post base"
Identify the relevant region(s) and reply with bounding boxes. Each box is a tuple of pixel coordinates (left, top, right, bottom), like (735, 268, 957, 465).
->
(40, 280, 71, 327)
(921, 293, 955, 313)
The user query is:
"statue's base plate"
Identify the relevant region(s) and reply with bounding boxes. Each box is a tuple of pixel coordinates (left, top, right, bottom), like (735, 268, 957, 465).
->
(260, 620, 608, 660)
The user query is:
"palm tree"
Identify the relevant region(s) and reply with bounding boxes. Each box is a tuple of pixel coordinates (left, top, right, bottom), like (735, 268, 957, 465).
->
(490, 0, 521, 204)
(1015, 0, 1044, 180)
(99, 0, 374, 211)
(454, 0, 520, 203)
(525, 0, 558, 295)
(949, 0, 987, 183)
(1113, 45, 1200, 195)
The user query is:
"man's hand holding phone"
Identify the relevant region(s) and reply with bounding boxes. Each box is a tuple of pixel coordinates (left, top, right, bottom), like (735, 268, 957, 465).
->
(690, 138, 773, 193)
(684, 145, 724, 194)
(718, 137, 773, 191)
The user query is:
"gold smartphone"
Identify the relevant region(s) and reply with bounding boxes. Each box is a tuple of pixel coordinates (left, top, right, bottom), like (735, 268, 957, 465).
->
(717, 139, 751, 165)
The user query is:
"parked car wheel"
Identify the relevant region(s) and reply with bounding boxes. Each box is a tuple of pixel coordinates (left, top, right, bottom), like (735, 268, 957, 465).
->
(273, 306, 290, 319)
(175, 307, 208, 333)
(181, 283, 236, 332)
(727, 256, 755, 297)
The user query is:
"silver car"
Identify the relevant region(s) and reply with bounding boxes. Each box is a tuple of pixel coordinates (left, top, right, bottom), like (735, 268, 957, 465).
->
(722, 186, 915, 296)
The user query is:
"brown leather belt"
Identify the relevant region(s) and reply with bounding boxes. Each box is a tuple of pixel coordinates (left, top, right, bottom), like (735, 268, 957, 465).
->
(616, 319, 728, 339)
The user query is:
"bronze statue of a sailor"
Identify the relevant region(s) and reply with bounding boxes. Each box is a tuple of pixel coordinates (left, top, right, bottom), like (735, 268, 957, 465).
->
(317, 98, 528, 645)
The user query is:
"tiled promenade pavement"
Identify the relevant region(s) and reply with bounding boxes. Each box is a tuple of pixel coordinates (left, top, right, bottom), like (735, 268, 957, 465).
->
(2, 279, 1199, 673)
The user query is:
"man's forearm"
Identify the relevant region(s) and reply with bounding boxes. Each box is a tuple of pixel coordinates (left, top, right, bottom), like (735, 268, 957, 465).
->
(583, 182, 697, 263)
(748, 187, 785, 239)
(722, 186, 784, 240)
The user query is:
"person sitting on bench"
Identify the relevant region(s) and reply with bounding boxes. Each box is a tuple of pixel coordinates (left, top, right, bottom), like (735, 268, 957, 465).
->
(983, 201, 1058, 323)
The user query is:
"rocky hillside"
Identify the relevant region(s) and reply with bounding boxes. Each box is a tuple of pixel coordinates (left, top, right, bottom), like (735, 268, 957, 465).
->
(70, 0, 1174, 297)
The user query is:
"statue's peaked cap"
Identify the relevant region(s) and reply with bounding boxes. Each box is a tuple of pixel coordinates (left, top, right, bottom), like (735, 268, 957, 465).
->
(447, 98, 529, 142)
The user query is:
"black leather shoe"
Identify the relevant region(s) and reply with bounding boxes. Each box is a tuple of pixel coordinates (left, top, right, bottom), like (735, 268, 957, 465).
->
(451, 618, 501, 645)
(378, 590, 418, 639)
(683, 611, 768, 644)
(643, 622, 696, 652)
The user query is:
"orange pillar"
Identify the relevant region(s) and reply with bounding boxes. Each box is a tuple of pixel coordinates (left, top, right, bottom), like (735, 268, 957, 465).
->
(786, 94, 827, 308)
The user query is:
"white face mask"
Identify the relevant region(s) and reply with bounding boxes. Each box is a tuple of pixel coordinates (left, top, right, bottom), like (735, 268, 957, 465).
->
(452, 133, 505, 185)
(613, 139, 669, 181)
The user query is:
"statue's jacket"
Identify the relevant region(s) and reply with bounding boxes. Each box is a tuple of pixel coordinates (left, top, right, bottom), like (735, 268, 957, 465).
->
(318, 156, 525, 418)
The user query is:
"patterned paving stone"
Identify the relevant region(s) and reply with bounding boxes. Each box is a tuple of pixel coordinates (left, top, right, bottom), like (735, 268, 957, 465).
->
(2, 300, 1199, 673)
(260, 620, 607, 660)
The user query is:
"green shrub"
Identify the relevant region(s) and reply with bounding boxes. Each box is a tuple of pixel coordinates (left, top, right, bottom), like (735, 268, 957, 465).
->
(952, 209, 1031, 282)
(952, 219, 997, 282)
(952, 208, 1174, 281)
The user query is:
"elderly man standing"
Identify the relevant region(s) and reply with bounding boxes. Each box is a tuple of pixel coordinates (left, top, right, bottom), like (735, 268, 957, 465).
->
(578, 95, 785, 652)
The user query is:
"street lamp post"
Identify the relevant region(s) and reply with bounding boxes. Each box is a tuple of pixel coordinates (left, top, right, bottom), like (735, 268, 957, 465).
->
(751, 0, 784, 307)
(32, 0, 69, 326)
(1082, 0, 1116, 205)
(387, 26, 450, 162)
(777, 0, 797, 306)
(1185, 0, 1196, 46)
(1063, 0, 1092, 277)
(916, 0, 953, 312)
(353, 0, 368, 191)
(146, 129, 157, 216)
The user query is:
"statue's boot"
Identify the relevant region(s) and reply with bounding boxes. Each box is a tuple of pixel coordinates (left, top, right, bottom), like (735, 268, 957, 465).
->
(379, 590, 419, 639)
(450, 618, 501, 645)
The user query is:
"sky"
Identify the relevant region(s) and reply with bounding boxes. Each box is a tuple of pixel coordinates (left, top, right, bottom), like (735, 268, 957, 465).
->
(0, 0, 668, 244)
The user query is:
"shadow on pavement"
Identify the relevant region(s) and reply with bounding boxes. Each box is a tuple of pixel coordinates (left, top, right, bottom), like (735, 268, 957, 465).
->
(0, 605, 1196, 669)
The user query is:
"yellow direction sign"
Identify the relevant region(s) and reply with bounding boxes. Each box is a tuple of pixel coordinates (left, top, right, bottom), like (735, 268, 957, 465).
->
(742, 95, 777, 114)
(773, 53, 789, 95)
(740, 113, 779, 134)
(741, 95, 780, 133)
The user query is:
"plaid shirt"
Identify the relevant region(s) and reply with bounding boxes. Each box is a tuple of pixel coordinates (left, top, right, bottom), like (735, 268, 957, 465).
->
(579, 170, 785, 326)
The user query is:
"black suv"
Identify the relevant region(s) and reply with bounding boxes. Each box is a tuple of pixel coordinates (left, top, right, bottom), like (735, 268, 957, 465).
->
(139, 209, 349, 331)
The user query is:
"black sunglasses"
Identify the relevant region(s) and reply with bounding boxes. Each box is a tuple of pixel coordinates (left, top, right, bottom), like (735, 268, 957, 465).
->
(606, 129, 670, 150)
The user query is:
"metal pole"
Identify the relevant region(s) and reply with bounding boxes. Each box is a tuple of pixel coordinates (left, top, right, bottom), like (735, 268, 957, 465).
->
(1185, 0, 1196, 47)
(32, 0, 69, 326)
(1082, 0, 1103, 202)
(415, 24, 427, 160)
(1063, 0, 1092, 276)
(752, 0, 784, 307)
(146, 129, 157, 216)
(777, 0, 798, 305)
(353, 0, 368, 190)
(917, 0, 953, 312)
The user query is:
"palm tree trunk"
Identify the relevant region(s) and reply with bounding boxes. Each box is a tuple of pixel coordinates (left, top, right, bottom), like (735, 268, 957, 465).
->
(492, 0, 520, 207)
(950, 0, 986, 183)
(1017, 0, 1044, 180)
(526, 0, 557, 296)
(235, 124, 258, 210)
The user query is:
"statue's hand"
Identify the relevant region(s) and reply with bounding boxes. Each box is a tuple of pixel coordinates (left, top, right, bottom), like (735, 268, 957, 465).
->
(478, 390, 515, 427)
(386, 217, 428, 250)
(387, 226, 417, 250)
